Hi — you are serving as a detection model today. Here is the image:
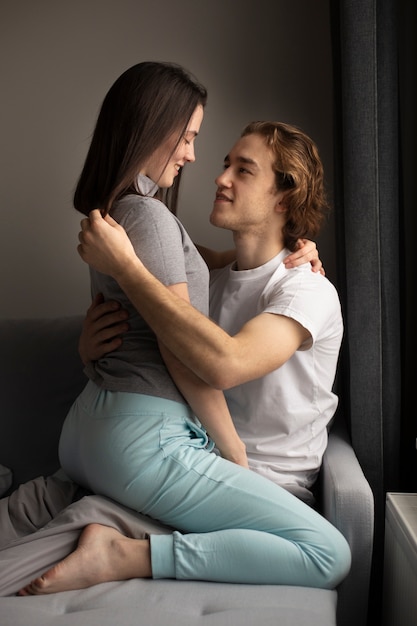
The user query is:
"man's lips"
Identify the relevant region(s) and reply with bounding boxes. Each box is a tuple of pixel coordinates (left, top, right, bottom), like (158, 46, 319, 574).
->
(215, 192, 232, 202)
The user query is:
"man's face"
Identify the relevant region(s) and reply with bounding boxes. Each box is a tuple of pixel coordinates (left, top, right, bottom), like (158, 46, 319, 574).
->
(210, 133, 282, 234)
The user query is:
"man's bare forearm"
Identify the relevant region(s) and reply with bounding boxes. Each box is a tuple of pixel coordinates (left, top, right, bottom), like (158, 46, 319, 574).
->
(114, 257, 236, 388)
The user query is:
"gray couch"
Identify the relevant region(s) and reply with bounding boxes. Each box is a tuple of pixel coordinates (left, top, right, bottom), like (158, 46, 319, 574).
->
(0, 316, 374, 626)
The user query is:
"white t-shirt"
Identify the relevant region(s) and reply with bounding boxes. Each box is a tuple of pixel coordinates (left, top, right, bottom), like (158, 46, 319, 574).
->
(209, 249, 343, 495)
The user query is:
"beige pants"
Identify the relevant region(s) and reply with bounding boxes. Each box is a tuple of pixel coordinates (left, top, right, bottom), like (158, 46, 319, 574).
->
(0, 478, 172, 597)
(0, 476, 79, 549)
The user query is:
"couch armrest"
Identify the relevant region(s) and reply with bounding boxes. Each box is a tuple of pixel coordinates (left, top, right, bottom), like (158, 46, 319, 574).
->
(321, 418, 374, 626)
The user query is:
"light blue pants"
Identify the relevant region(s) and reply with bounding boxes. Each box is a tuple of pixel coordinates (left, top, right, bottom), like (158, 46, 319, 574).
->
(59, 381, 351, 588)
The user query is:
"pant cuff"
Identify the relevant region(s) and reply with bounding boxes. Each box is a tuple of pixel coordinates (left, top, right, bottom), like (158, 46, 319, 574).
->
(150, 533, 176, 579)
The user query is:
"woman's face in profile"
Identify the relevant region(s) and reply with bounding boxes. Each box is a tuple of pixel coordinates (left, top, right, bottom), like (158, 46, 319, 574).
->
(139, 104, 204, 188)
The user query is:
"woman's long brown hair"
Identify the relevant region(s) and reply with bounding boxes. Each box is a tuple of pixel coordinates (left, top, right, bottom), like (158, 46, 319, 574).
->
(73, 62, 207, 217)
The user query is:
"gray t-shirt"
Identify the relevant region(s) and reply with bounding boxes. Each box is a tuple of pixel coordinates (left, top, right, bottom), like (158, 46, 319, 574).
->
(85, 179, 209, 403)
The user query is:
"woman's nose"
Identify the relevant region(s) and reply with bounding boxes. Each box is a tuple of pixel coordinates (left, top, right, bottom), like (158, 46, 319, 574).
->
(185, 143, 196, 163)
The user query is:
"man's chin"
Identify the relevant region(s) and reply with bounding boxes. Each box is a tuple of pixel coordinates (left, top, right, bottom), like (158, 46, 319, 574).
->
(209, 211, 227, 230)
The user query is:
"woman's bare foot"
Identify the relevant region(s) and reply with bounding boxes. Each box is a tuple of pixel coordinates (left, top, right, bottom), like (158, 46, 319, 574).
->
(17, 523, 152, 596)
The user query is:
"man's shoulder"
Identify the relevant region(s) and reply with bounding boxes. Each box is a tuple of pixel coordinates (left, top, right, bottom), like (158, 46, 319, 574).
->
(273, 262, 338, 291)
(262, 263, 341, 311)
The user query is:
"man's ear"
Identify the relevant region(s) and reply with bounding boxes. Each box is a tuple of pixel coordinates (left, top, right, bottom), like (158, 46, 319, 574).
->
(274, 191, 288, 214)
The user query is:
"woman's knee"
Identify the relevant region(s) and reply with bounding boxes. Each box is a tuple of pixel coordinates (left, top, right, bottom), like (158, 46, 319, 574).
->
(318, 525, 351, 589)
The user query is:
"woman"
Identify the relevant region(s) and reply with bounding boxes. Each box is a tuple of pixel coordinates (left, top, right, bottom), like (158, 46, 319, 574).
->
(19, 62, 350, 595)
(66, 61, 248, 470)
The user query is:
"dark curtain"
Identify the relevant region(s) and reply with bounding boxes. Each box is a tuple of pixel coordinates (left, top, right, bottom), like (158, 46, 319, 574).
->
(329, 0, 416, 623)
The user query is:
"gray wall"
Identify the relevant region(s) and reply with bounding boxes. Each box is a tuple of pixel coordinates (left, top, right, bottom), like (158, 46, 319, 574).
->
(0, 0, 334, 319)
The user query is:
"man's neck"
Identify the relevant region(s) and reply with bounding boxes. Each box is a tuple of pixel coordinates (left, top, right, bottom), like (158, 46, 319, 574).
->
(233, 232, 285, 271)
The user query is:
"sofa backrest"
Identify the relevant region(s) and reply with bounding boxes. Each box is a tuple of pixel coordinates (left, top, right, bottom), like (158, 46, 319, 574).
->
(0, 316, 86, 492)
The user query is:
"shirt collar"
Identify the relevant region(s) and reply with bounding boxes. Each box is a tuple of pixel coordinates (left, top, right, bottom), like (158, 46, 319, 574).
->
(136, 174, 159, 197)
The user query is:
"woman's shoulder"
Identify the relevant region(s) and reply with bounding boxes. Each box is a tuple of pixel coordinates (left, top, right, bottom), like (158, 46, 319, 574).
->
(113, 193, 169, 218)
(112, 194, 182, 233)
(110, 194, 190, 250)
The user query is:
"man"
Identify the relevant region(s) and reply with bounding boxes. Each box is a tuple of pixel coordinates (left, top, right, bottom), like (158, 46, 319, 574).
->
(78, 121, 342, 505)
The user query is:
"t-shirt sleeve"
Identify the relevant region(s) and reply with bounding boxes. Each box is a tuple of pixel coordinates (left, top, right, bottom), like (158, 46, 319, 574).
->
(261, 268, 342, 348)
(115, 196, 188, 287)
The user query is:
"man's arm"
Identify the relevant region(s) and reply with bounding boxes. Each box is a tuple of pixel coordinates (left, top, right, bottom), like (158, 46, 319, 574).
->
(78, 211, 310, 390)
(78, 293, 129, 365)
(79, 244, 322, 366)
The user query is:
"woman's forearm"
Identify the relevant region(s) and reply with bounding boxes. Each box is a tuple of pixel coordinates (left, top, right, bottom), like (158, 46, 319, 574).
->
(158, 342, 248, 467)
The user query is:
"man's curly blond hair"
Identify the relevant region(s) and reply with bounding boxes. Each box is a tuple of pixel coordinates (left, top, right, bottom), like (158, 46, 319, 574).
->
(241, 121, 330, 251)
